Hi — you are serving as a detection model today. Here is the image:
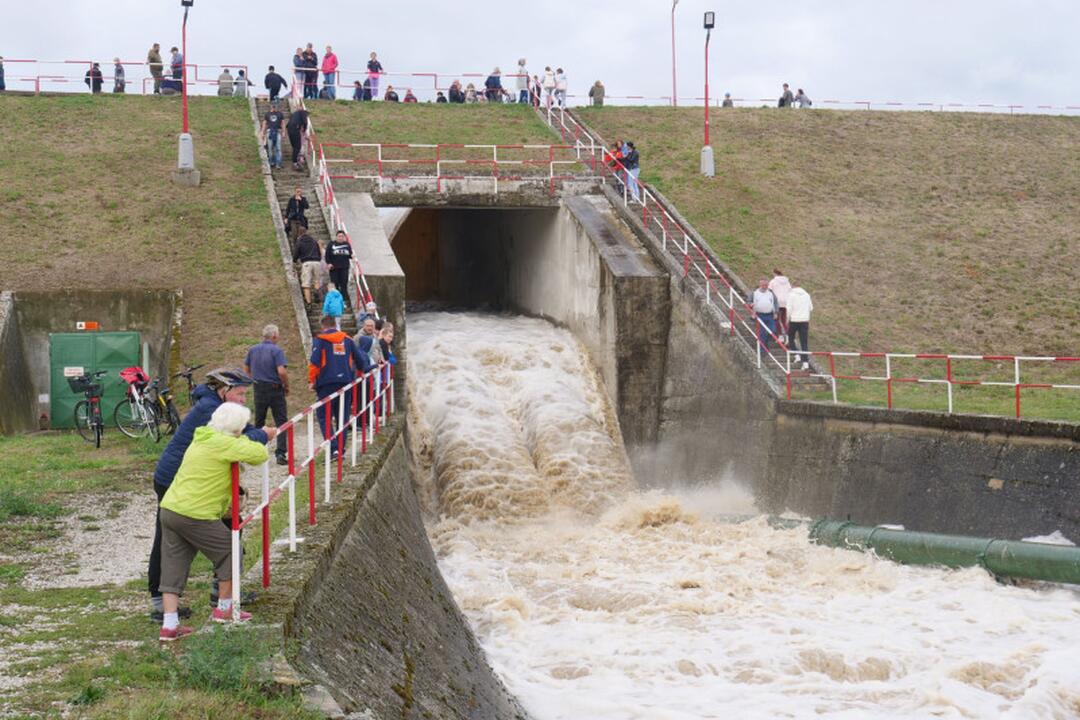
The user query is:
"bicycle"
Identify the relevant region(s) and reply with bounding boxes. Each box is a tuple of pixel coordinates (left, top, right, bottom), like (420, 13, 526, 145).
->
(115, 367, 161, 443)
(71, 370, 109, 448)
(146, 376, 183, 436)
(172, 363, 205, 408)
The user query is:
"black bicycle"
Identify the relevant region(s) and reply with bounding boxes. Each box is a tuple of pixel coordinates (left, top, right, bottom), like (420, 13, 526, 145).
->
(172, 363, 205, 408)
(70, 370, 109, 448)
(146, 376, 184, 435)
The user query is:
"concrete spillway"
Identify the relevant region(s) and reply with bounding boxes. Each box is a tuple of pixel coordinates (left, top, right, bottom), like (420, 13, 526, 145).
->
(283, 187, 1079, 718)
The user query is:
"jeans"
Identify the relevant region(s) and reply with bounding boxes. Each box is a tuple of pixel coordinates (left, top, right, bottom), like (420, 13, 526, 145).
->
(626, 167, 641, 201)
(315, 383, 352, 442)
(518, 89, 528, 103)
(756, 312, 777, 349)
(368, 75, 379, 99)
(789, 321, 810, 364)
(267, 130, 282, 167)
(253, 383, 288, 459)
(305, 73, 318, 99)
(323, 72, 336, 99)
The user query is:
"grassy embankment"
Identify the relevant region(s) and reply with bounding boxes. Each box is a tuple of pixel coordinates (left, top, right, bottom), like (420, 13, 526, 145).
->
(0, 95, 561, 717)
(0, 94, 320, 718)
(579, 107, 1080, 420)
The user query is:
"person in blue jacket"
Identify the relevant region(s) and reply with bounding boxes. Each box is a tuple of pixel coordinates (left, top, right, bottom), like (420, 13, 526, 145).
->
(308, 315, 374, 450)
(147, 368, 274, 620)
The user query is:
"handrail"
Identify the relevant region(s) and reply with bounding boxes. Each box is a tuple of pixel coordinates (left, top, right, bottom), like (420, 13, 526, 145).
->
(227, 362, 396, 620)
(4, 59, 249, 96)
(540, 105, 1080, 420)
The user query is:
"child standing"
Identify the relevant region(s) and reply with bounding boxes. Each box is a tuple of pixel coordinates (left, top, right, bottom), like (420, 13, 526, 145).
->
(322, 282, 345, 330)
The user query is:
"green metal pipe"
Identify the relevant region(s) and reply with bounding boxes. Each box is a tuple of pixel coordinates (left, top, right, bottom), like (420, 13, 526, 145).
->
(807, 519, 1080, 586)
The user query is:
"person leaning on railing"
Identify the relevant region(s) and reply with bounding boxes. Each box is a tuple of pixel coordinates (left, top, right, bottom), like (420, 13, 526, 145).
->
(588, 80, 605, 107)
(156, 402, 269, 641)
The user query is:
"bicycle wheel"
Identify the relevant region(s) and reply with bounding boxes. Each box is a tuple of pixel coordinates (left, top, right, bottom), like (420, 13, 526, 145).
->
(146, 403, 161, 443)
(74, 401, 95, 443)
(114, 398, 152, 439)
(166, 401, 183, 434)
(92, 405, 103, 449)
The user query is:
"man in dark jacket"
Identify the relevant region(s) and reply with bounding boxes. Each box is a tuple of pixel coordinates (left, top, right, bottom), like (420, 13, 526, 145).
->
(284, 186, 309, 239)
(264, 65, 287, 101)
(325, 230, 353, 296)
(308, 316, 373, 448)
(84, 63, 104, 94)
(147, 369, 272, 619)
(292, 229, 323, 305)
(286, 107, 309, 167)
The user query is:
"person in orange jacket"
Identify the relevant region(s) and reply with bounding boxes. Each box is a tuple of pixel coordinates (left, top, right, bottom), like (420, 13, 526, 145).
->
(308, 315, 374, 449)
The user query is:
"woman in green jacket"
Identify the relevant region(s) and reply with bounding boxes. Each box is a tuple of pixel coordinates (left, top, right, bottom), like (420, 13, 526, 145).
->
(157, 402, 268, 641)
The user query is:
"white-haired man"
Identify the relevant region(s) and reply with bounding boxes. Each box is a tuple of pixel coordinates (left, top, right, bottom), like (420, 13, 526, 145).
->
(245, 324, 289, 465)
(157, 403, 268, 640)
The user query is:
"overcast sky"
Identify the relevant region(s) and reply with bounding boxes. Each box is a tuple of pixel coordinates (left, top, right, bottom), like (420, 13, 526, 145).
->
(3, 0, 1078, 107)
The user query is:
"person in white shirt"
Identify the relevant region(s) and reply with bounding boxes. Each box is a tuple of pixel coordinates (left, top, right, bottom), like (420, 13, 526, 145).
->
(786, 281, 814, 369)
(767, 268, 792, 341)
(749, 279, 779, 350)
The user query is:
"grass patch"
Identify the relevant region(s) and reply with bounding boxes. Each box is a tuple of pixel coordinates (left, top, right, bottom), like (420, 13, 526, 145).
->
(0, 94, 308, 401)
(578, 107, 1080, 359)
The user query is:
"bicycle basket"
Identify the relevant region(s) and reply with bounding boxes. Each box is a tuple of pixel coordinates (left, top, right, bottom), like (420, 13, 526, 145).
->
(119, 366, 150, 386)
(66, 376, 100, 395)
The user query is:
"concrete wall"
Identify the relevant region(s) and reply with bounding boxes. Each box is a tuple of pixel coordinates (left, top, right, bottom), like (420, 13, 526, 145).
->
(11, 289, 178, 425)
(391, 200, 670, 455)
(605, 184, 1080, 540)
(289, 419, 526, 719)
(0, 292, 38, 434)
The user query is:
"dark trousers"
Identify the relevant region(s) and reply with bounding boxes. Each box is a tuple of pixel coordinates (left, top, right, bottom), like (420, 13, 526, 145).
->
(789, 321, 810, 364)
(253, 382, 288, 458)
(288, 127, 303, 163)
(329, 267, 350, 298)
(315, 383, 352, 442)
(148, 482, 168, 598)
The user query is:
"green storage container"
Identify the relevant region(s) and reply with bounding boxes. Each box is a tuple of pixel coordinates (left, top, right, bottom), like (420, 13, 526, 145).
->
(49, 332, 141, 428)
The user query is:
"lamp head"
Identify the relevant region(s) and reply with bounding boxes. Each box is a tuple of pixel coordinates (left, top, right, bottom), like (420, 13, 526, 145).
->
(181, 0, 194, 6)
(704, 11, 715, 29)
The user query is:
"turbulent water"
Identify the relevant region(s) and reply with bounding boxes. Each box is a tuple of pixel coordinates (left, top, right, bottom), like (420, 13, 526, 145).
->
(407, 312, 1080, 720)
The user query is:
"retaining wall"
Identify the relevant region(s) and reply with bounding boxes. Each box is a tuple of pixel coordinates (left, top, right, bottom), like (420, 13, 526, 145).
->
(0, 292, 37, 434)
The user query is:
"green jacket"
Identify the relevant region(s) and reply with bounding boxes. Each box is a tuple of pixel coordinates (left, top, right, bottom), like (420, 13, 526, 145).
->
(161, 426, 268, 521)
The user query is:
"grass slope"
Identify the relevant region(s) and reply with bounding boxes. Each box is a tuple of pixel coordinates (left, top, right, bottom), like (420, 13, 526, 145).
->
(0, 94, 305, 393)
(578, 107, 1080, 356)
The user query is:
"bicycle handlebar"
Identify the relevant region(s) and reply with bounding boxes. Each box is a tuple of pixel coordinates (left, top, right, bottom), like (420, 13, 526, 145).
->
(172, 363, 205, 379)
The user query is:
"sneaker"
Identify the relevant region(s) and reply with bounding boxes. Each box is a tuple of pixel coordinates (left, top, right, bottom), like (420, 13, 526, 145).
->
(159, 625, 194, 642)
(211, 607, 252, 623)
(150, 606, 192, 622)
(276, 454, 288, 466)
(801, 362, 810, 371)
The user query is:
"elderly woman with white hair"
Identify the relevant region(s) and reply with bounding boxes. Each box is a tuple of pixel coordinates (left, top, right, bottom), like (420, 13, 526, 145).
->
(157, 402, 268, 641)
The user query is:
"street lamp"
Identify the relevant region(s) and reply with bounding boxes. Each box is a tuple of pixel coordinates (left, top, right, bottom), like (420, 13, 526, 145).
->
(700, 11, 715, 177)
(173, 0, 201, 186)
(671, 0, 679, 107)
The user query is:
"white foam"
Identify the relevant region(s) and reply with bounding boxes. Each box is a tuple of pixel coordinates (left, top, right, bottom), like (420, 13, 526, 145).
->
(408, 312, 1080, 719)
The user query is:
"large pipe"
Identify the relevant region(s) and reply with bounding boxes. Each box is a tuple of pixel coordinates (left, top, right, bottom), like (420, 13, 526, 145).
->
(807, 519, 1080, 586)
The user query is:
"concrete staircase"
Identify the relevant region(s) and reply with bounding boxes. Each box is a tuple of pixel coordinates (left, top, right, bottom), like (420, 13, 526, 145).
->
(255, 98, 357, 340)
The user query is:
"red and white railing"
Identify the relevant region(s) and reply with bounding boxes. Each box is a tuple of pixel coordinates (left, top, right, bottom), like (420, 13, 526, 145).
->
(290, 68, 529, 102)
(2, 58, 249, 95)
(318, 142, 580, 195)
(785, 351, 1080, 418)
(538, 105, 1080, 418)
(227, 363, 395, 620)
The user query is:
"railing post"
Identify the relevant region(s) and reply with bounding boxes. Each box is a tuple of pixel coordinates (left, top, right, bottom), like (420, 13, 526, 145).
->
(307, 412, 316, 525)
(389, 364, 396, 415)
(885, 355, 893, 409)
(230, 463, 241, 621)
(337, 386, 345, 484)
(361, 375, 369, 451)
(324, 401, 332, 502)
(261, 462, 270, 588)
(351, 383, 359, 467)
(287, 425, 297, 552)
(728, 288, 735, 336)
(946, 357, 954, 414)
(1014, 357, 1022, 418)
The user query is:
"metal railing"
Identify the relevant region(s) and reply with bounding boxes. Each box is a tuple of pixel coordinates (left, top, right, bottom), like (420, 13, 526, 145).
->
(290, 68, 530, 102)
(318, 142, 581, 195)
(538, 105, 1080, 420)
(228, 363, 395, 619)
(787, 351, 1080, 418)
(2, 58, 249, 95)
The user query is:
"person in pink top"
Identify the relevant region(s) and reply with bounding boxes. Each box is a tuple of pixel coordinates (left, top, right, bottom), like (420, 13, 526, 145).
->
(768, 268, 792, 341)
(321, 45, 339, 100)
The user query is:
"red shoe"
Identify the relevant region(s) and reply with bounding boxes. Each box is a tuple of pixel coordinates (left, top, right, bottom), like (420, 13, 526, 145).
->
(159, 625, 194, 642)
(211, 606, 252, 623)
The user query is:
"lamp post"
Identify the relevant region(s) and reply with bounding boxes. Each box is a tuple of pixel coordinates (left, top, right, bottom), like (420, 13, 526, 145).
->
(173, 0, 201, 186)
(700, 10, 715, 177)
(671, 0, 679, 107)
